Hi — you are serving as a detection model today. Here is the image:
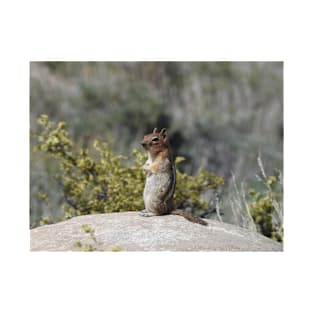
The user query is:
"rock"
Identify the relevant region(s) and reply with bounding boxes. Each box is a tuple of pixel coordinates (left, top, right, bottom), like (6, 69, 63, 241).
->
(30, 212, 283, 251)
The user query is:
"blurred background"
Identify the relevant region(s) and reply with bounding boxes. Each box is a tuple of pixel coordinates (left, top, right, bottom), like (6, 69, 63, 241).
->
(30, 62, 283, 228)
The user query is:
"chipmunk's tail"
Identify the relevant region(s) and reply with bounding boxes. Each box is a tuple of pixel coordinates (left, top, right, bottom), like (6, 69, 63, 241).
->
(172, 209, 208, 226)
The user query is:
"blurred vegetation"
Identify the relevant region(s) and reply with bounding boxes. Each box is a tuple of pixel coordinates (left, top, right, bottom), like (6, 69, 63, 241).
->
(30, 62, 283, 241)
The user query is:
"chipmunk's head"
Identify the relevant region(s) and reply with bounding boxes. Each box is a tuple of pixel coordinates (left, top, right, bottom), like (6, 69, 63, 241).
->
(141, 128, 169, 155)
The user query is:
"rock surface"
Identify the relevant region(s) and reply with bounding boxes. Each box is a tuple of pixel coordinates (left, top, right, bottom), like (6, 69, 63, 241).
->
(30, 212, 283, 251)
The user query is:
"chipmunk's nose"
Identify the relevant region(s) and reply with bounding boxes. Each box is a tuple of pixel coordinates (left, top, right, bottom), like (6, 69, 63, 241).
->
(141, 141, 149, 149)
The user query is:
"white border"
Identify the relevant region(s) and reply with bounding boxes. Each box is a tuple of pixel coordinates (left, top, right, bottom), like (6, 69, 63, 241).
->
(2, 0, 313, 312)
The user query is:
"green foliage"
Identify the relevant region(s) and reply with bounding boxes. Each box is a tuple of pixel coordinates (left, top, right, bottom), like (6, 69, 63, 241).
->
(74, 224, 123, 252)
(39, 216, 52, 226)
(111, 246, 123, 252)
(175, 157, 224, 214)
(74, 224, 99, 251)
(247, 157, 283, 242)
(33, 115, 224, 224)
(74, 240, 97, 252)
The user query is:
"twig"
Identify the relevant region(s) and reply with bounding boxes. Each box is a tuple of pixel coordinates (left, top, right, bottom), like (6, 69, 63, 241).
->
(241, 181, 257, 232)
(257, 152, 267, 180)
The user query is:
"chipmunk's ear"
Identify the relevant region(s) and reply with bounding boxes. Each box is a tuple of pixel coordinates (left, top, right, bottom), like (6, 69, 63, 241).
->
(159, 128, 167, 139)
(153, 128, 158, 134)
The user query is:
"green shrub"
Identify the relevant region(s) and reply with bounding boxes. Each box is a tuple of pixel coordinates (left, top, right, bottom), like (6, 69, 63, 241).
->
(247, 157, 283, 242)
(175, 156, 224, 214)
(33, 115, 224, 224)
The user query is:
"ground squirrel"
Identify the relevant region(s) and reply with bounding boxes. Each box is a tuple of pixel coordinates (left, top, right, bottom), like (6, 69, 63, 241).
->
(140, 127, 207, 226)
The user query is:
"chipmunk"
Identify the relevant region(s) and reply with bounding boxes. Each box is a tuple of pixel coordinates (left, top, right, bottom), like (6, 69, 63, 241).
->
(140, 127, 207, 226)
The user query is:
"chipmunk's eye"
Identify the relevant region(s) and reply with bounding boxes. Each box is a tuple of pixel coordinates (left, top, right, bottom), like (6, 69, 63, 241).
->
(151, 137, 159, 143)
